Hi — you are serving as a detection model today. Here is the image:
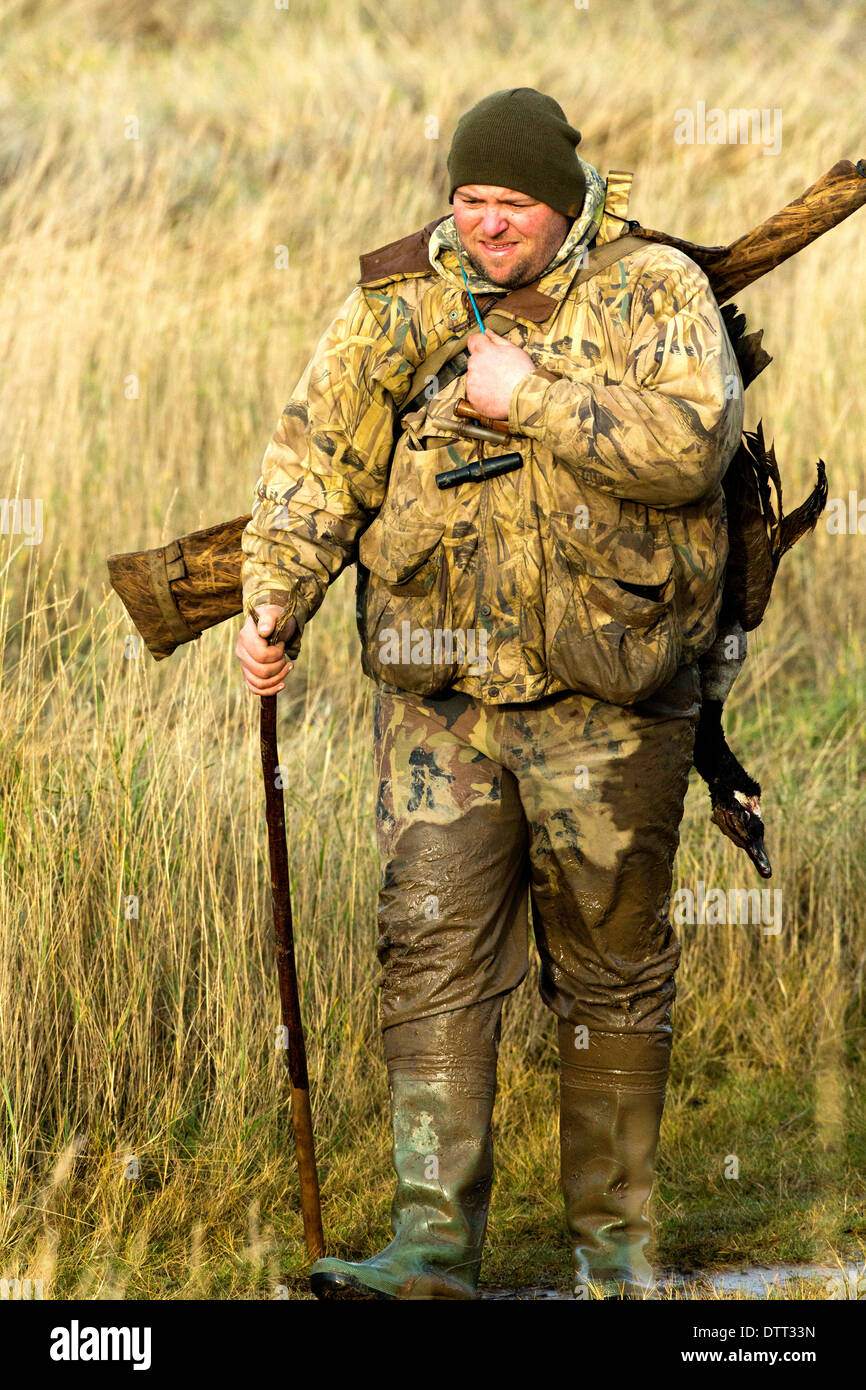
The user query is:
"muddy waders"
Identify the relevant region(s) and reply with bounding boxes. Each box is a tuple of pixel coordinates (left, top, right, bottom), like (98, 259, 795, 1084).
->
(310, 999, 501, 1300)
(558, 1023, 670, 1298)
(311, 667, 698, 1299)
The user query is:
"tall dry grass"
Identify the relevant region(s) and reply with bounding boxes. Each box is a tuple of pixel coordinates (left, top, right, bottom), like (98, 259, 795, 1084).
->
(0, 0, 864, 1297)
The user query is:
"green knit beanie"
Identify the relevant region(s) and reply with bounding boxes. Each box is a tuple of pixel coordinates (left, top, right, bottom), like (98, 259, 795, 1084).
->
(447, 88, 586, 219)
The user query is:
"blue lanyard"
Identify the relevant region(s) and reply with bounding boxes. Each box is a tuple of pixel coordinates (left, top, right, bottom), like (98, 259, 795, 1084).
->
(456, 241, 486, 334)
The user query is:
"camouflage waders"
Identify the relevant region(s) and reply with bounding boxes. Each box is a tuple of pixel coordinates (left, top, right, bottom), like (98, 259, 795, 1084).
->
(311, 662, 699, 1299)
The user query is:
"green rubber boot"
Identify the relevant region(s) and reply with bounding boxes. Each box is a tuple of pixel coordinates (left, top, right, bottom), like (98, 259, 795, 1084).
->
(558, 1021, 671, 1300)
(311, 999, 501, 1300)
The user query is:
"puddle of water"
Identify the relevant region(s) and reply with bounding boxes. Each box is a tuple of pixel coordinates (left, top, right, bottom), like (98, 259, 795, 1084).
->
(483, 1263, 866, 1300)
(669, 1264, 865, 1299)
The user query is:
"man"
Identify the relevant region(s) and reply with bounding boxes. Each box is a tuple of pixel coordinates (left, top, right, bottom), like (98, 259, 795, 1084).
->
(235, 88, 745, 1299)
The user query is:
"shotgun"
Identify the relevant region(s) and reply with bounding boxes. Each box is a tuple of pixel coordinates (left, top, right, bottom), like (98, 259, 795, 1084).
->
(106, 157, 865, 661)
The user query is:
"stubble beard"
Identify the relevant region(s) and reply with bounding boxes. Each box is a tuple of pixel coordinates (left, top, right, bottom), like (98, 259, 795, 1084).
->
(461, 244, 537, 290)
(460, 221, 571, 290)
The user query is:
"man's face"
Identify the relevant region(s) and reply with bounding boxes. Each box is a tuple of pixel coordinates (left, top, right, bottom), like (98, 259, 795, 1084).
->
(452, 185, 571, 289)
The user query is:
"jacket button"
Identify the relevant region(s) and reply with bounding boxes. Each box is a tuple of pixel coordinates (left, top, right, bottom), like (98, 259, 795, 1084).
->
(480, 602, 491, 616)
(488, 685, 499, 697)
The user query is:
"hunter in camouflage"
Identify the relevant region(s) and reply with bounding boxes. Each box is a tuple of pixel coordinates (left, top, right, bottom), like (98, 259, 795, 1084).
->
(236, 87, 745, 1299)
(239, 167, 743, 705)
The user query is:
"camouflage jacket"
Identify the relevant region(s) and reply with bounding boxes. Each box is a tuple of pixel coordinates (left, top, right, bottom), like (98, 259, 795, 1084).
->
(240, 164, 745, 705)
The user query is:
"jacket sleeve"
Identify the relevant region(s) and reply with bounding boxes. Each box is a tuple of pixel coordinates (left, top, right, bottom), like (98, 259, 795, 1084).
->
(240, 286, 398, 647)
(507, 249, 745, 509)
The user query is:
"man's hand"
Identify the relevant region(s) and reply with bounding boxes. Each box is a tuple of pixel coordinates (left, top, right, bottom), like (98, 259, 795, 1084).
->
(235, 604, 297, 696)
(466, 329, 534, 420)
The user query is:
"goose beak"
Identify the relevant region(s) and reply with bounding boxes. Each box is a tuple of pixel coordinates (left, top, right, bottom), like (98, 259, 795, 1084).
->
(747, 835, 773, 879)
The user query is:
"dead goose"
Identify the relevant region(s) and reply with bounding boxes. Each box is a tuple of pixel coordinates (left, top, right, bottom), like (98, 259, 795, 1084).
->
(693, 306, 828, 877)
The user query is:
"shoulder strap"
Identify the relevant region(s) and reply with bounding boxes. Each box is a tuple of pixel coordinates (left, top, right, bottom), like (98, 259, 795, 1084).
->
(572, 231, 646, 283)
(402, 306, 516, 412)
(398, 232, 648, 417)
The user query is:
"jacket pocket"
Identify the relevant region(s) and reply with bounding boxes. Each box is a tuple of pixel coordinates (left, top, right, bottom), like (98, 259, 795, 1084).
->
(357, 515, 458, 694)
(545, 512, 682, 705)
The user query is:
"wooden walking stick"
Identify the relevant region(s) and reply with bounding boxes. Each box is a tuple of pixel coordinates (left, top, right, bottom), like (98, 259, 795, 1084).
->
(259, 687, 325, 1259)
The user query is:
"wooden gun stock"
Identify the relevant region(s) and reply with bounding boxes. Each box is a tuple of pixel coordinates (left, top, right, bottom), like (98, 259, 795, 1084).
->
(634, 157, 866, 303)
